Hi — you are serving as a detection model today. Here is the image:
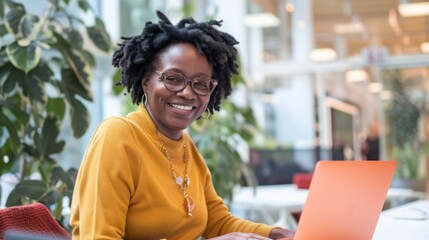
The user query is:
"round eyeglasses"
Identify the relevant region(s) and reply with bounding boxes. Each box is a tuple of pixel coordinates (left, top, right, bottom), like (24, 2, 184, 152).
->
(153, 70, 218, 96)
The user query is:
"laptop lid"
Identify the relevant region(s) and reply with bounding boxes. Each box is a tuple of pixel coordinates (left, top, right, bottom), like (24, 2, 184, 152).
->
(294, 160, 396, 240)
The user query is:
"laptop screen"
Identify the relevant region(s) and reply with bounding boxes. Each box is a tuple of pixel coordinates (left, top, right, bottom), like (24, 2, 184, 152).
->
(294, 160, 396, 240)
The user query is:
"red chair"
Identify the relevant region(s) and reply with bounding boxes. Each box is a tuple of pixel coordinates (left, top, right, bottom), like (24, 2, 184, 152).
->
(0, 203, 71, 240)
(293, 172, 313, 189)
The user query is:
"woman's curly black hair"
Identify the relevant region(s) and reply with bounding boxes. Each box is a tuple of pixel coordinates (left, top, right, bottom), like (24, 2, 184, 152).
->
(112, 10, 239, 114)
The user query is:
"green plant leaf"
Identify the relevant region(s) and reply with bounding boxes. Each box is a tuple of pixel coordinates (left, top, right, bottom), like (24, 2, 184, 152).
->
(40, 190, 62, 210)
(37, 27, 56, 47)
(4, 61, 52, 106)
(34, 116, 65, 159)
(87, 24, 111, 52)
(5, 189, 23, 207)
(0, 109, 20, 153)
(112, 68, 123, 95)
(28, 60, 54, 82)
(0, 63, 16, 94)
(50, 166, 66, 184)
(52, 194, 64, 221)
(52, 32, 92, 92)
(65, 168, 78, 191)
(39, 190, 60, 206)
(0, 138, 18, 175)
(0, 93, 28, 125)
(19, 14, 39, 39)
(0, 24, 7, 38)
(82, 49, 96, 67)
(60, 68, 93, 101)
(69, 98, 90, 138)
(94, 17, 106, 29)
(6, 41, 41, 73)
(46, 97, 66, 120)
(4, 7, 25, 36)
(4, 0, 25, 10)
(0, 0, 4, 19)
(0, 47, 8, 64)
(14, 66, 47, 105)
(63, 27, 83, 49)
(23, 143, 38, 162)
(77, 0, 90, 12)
(15, 179, 47, 199)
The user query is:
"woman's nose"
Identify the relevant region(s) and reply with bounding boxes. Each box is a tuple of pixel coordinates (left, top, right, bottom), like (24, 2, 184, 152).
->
(177, 82, 197, 98)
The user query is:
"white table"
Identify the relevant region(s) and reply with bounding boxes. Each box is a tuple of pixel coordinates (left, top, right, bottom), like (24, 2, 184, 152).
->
(231, 184, 308, 228)
(231, 184, 426, 229)
(373, 200, 429, 240)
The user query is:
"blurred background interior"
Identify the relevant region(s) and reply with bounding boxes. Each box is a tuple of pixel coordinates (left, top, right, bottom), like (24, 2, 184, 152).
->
(1, 0, 428, 203)
(74, 0, 429, 188)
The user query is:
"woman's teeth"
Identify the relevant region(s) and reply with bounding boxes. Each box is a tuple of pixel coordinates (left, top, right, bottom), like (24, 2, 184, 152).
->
(171, 104, 192, 110)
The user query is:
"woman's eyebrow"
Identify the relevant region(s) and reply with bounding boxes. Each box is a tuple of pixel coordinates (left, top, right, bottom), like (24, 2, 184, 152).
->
(164, 68, 211, 78)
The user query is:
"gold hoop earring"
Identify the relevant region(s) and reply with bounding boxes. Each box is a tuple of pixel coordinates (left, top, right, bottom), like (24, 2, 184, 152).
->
(142, 93, 148, 106)
(202, 109, 211, 119)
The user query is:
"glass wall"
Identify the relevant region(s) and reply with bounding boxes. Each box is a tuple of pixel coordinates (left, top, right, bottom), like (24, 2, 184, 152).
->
(244, 0, 429, 183)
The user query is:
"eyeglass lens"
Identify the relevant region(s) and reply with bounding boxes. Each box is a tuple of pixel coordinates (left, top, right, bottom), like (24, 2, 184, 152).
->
(160, 71, 217, 96)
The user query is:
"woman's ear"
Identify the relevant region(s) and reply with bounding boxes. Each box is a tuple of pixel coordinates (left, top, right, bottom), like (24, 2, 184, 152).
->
(141, 77, 149, 92)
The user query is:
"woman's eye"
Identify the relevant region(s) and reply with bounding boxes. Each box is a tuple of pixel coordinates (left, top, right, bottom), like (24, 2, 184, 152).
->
(194, 81, 209, 89)
(165, 75, 184, 84)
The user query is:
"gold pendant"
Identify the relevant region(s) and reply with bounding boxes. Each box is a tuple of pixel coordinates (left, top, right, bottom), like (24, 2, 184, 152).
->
(183, 196, 195, 216)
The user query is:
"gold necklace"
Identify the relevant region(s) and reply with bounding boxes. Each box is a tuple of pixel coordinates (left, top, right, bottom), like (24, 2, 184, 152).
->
(157, 131, 195, 217)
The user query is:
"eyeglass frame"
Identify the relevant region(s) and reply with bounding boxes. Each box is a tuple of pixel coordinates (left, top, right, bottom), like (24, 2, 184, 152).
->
(153, 69, 218, 96)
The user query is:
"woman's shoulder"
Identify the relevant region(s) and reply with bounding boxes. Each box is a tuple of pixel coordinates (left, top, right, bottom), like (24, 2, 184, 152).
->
(98, 116, 131, 129)
(93, 116, 138, 138)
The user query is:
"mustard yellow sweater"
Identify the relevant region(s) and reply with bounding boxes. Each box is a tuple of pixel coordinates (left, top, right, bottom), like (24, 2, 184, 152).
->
(70, 106, 274, 239)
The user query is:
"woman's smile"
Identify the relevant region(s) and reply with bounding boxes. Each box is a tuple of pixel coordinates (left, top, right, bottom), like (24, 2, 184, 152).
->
(170, 103, 194, 111)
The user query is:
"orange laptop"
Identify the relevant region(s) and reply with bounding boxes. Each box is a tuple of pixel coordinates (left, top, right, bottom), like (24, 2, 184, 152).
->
(287, 160, 396, 240)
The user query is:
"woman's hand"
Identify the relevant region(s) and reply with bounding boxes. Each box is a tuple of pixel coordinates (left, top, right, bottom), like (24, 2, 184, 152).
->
(268, 228, 295, 239)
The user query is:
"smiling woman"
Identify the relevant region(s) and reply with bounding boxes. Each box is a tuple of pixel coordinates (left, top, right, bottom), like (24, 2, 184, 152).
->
(69, 10, 295, 240)
(142, 43, 213, 140)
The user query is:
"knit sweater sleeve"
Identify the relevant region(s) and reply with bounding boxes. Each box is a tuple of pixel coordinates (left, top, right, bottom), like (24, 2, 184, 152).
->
(200, 161, 276, 238)
(70, 117, 142, 239)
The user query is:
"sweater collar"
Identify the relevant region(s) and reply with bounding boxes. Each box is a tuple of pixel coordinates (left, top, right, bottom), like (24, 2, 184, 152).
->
(127, 105, 186, 154)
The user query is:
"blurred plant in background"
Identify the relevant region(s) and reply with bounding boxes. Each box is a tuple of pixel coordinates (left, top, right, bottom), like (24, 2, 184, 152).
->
(0, 0, 112, 225)
(385, 70, 428, 181)
(188, 59, 259, 203)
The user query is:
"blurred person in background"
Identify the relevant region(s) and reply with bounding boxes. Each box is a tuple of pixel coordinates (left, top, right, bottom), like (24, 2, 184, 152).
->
(362, 121, 380, 160)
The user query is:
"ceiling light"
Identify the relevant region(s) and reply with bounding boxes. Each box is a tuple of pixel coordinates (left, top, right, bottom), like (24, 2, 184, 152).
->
(421, 42, 429, 53)
(398, 2, 429, 17)
(285, 3, 294, 13)
(346, 70, 368, 82)
(244, 13, 280, 28)
(334, 22, 365, 34)
(309, 48, 337, 62)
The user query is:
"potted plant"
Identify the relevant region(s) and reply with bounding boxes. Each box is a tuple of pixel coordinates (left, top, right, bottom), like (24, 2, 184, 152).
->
(0, 0, 112, 226)
(385, 70, 428, 191)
